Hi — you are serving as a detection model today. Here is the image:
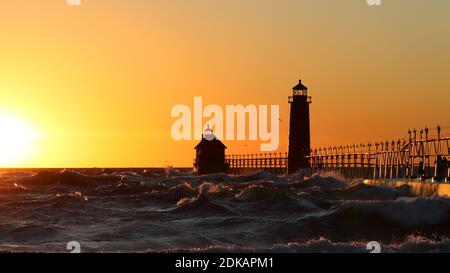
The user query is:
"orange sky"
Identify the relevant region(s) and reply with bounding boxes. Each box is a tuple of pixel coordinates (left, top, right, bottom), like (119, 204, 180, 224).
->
(0, 0, 449, 168)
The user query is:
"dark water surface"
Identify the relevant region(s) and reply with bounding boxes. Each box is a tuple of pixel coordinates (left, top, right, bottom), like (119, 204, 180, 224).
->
(1, 168, 450, 253)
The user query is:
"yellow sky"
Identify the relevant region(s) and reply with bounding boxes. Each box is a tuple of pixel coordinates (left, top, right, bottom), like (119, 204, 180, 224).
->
(0, 0, 449, 168)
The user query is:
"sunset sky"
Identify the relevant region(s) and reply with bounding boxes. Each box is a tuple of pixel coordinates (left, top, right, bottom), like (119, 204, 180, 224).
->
(0, 0, 449, 168)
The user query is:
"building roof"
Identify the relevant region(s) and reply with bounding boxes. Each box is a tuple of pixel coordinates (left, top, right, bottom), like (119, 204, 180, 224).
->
(293, 80, 308, 91)
(194, 136, 227, 150)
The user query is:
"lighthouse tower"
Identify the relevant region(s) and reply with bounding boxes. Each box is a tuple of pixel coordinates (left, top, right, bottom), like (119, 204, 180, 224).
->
(288, 80, 312, 174)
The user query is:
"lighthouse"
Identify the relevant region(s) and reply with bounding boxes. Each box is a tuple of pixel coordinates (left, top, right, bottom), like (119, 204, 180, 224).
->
(287, 80, 312, 174)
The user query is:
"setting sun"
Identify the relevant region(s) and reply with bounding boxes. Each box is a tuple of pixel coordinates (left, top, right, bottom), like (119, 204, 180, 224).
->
(0, 114, 40, 166)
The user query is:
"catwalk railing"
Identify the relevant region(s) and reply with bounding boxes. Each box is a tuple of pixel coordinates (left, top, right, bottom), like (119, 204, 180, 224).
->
(226, 126, 450, 181)
(226, 152, 288, 175)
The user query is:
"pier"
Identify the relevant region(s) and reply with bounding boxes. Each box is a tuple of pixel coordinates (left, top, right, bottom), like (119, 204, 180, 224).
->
(225, 80, 449, 181)
(226, 126, 450, 181)
(196, 80, 449, 182)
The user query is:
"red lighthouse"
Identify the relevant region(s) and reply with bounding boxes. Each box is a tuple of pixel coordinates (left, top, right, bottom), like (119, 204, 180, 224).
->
(287, 80, 312, 174)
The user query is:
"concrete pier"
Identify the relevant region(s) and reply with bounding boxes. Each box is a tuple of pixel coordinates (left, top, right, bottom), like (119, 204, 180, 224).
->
(364, 179, 450, 198)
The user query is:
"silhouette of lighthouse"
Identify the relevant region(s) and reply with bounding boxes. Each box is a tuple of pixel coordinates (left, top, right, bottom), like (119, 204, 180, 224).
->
(288, 80, 312, 174)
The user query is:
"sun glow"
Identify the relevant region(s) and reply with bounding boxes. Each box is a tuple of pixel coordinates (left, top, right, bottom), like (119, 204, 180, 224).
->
(0, 114, 40, 167)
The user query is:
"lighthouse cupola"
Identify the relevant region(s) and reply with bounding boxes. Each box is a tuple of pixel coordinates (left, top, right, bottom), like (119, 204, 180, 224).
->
(289, 80, 311, 101)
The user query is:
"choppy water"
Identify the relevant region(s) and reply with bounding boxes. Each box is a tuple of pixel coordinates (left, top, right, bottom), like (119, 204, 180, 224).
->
(1, 168, 450, 253)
